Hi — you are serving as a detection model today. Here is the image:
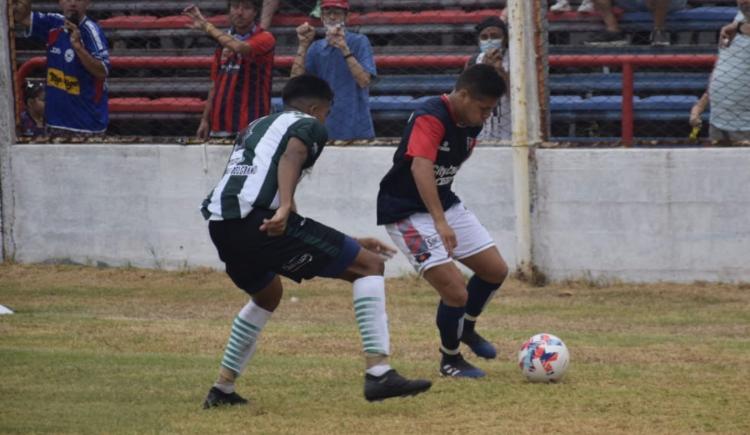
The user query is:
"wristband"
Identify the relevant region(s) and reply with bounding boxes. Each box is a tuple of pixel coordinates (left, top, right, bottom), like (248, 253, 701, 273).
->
(343, 53, 354, 59)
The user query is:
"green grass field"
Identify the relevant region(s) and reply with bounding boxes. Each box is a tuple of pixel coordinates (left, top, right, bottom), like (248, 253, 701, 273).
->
(1, 264, 749, 434)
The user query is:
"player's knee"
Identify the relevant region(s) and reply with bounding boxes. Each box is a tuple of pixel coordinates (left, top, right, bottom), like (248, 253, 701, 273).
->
(443, 288, 469, 307)
(361, 256, 385, 277)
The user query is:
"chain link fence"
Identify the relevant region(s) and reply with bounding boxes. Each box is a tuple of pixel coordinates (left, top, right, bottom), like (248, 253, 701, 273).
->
(10, 0, 749, 145)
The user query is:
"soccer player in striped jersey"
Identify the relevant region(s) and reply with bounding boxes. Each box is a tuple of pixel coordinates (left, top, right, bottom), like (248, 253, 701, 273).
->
(184, 1, 275, 139)
(200, 75, 431, 408)
(377, 65, 509, 379)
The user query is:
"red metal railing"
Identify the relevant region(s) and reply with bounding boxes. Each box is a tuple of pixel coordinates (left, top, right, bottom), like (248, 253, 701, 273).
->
(16, 54, 717, 143)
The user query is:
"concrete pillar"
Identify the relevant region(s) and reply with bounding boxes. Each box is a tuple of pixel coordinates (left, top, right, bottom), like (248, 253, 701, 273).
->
(0, 0, 18, 261)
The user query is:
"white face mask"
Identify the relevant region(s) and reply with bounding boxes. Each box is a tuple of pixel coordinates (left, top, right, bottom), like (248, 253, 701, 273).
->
(479, 38, 503, 53)
(323, 18, 345, 34)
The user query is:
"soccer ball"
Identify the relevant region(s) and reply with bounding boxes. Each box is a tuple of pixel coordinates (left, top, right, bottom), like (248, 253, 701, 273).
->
(517, 333, 570, 383)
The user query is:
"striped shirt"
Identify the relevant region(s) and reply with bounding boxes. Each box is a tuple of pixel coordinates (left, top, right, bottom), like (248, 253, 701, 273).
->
(202, 111, 328, 220)
(209, 26, 275, 137)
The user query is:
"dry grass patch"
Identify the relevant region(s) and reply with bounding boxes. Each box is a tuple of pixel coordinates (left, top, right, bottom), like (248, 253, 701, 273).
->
(1, 263, 749, 434)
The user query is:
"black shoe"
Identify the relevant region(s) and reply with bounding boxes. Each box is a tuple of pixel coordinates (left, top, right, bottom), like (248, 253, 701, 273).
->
(364, 369, 432, 402)
(439, 353, 486, 378)
(584, 31, 628, 46)
(203, 386, 249, 409)
(461, 331, 498, 359)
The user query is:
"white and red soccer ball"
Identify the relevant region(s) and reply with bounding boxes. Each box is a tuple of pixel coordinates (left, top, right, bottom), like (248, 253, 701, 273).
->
(517, 333, 570, 383)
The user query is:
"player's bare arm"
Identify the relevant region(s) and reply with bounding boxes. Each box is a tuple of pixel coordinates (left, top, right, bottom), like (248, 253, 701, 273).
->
(291, 22, 315, 77)
(14, 0, 32, 27)
(411, 156, 457, 256)
(64, 20, 108, 79)
(183, 5, 255, 56)
(260, 138, 308, 236)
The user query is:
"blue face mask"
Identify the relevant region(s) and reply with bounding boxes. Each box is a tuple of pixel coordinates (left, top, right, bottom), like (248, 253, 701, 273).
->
(479, 38, 503, 53)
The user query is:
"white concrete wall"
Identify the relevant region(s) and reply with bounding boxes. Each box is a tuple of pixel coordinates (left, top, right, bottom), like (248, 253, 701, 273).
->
(534, 148, 750, 283)
(7, 145, 750, 283)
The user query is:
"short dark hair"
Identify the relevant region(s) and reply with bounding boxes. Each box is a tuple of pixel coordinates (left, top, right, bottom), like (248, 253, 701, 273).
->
(228, 0, 260, 10)
(282, 75, 334, 106)
(475, 16, 507, 37)
(455, 64, 505, 100)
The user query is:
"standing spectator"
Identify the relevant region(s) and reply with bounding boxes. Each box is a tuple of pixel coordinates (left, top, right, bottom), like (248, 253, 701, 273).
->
(19, 81, 47, 137)
(584, 0, 688, 46)
(14, 0, 110, 135)
(690, 4, 750, 144)
(184, 1, 276, 140)
(466, 16, 511, 142)
(291, 0, 376, 141)
(551, 0, 595, 13)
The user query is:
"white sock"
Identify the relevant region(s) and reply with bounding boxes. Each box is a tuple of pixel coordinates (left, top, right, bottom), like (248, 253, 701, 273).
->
(353, 276, 391, 356)
(366, 363, 393, 377)
(219, 300, 272, 378)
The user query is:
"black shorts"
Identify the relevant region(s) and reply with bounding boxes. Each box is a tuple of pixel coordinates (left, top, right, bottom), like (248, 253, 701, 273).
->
(208, 208, 361, 294)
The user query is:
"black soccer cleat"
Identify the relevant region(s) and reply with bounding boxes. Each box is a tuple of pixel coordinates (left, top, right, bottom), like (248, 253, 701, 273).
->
(439, 353, 486, 378)
(461, 331, 498, 359)
(203, 386, 249, 409)
(364, 369, 432, 402)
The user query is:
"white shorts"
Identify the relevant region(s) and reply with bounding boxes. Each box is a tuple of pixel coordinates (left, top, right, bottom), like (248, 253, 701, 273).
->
(385, 202, 495, 274)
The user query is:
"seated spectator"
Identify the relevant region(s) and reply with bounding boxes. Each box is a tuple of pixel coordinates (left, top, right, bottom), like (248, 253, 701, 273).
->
(584, 0, 688, 46)
(465, 16, 511, 142)
(551, 0, 595, 13)
(291, 0, 376, 141)
(690, 3, 750, 144)
(184, 1, 276, 140)
(14, 0, 110, 136)
(19, 81, 47, 137)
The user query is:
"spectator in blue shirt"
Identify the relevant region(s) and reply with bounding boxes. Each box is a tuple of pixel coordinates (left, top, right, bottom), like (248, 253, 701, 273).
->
(14, 0, 110, 135)
(291, 0, 376, 140)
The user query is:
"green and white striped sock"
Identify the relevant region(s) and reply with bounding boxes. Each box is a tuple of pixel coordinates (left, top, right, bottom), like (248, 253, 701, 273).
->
(353, 276, 390, 356)
(219, 300, 271, 379)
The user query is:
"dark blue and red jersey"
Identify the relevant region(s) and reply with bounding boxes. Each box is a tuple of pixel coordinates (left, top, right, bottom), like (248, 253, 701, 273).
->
(377, 95, 482, 225)
(209, 26, 275, 136)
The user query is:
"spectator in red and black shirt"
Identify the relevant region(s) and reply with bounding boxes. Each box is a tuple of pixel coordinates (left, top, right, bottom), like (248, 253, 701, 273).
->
(184, 1, 275, 139)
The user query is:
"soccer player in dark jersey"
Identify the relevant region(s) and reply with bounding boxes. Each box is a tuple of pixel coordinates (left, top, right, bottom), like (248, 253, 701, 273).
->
(184, 1, 275, 139)
(200, 75, 431, 408)
(377, 64, 509, 378)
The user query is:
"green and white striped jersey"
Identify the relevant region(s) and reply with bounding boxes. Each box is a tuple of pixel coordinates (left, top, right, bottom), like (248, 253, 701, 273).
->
(201, 111, 328, 221)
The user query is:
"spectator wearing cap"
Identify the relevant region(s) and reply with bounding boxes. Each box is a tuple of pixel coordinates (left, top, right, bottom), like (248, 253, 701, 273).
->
(584, 0, 688, 46)
(291, 0, 377, 140)
(19, 81, 47, 137)
(690, 2, 750, 144)
(465, 16, 511, 142)
(14, 0, 110, 135)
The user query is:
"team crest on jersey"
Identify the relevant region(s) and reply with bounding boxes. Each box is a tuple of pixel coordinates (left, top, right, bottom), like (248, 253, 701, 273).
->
(64, 48, 75, 63)
(439, 141, 450, 152)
